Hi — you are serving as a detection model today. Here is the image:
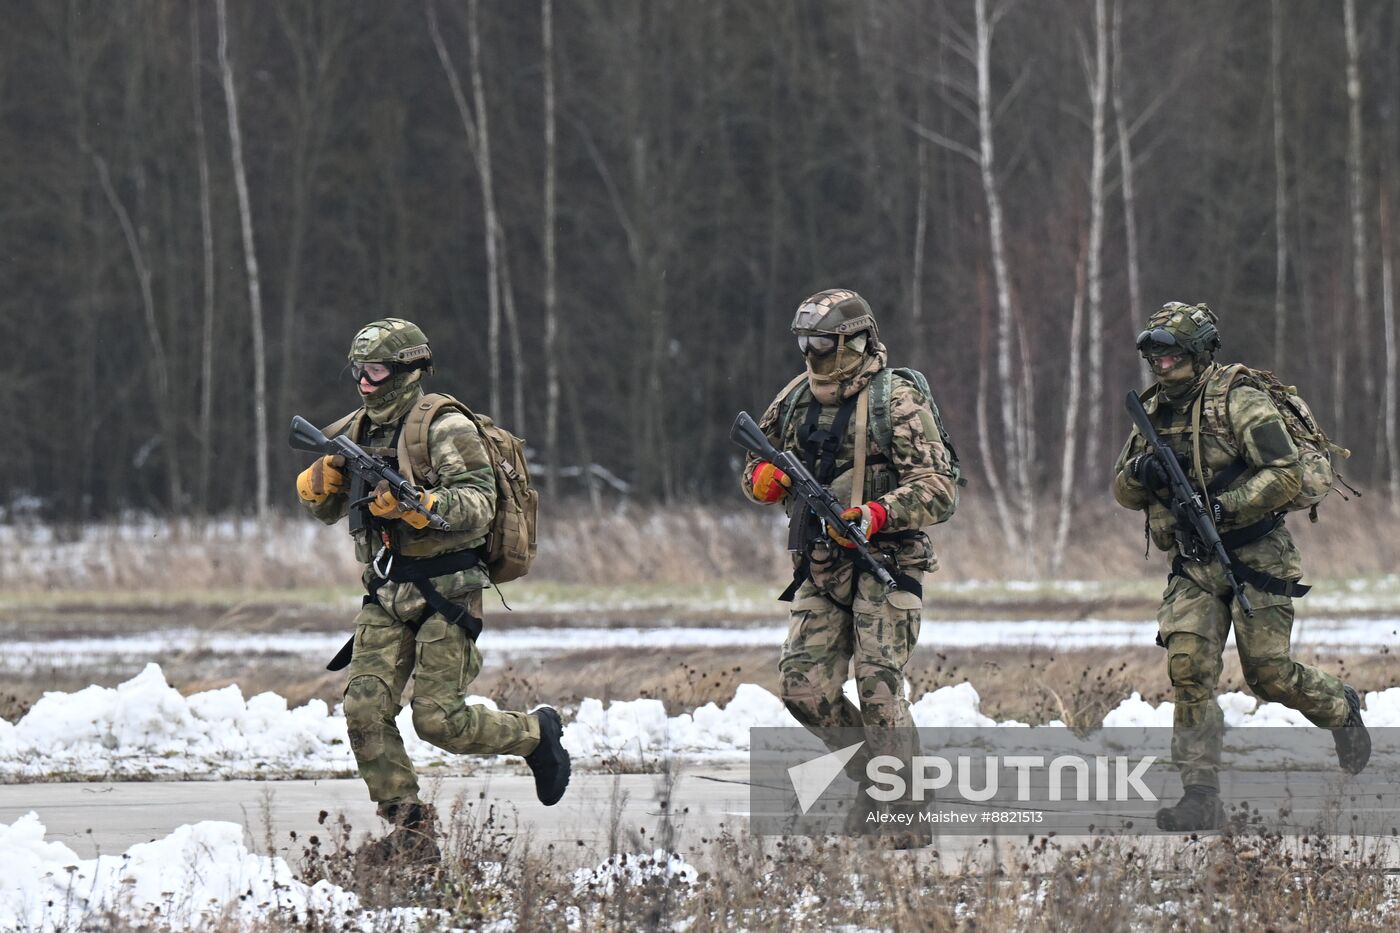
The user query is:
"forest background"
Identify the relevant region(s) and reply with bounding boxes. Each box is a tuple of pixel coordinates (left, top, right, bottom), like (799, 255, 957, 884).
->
(5, 0, 1400, 577)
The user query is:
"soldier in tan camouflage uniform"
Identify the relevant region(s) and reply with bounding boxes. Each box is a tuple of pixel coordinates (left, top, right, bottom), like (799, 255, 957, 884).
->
(296, 318, 569, 862)
(1113, 302, 1370, 831)
(741, 289, 960, 841)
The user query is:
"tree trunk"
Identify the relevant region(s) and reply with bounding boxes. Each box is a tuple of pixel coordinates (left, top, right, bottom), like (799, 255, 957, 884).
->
(217, 0, 270, 518)
(1083, 0, 1109, 485)
(542, 0, 560, 493)
(1271, 0, 1289, 371)
(1051, 246, 1088, 573)
(93, 154, 184, 509)
(975, 0, 1027, 554)
(191, 0, 216, 512)
(1382, 193, 1399, 509)
(1111, 0, 1148, 388)
(1343, 0, 1367, 444)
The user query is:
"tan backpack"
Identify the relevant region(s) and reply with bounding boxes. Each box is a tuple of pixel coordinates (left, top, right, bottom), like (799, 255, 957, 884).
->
(1201, 365, 1352, 520)
(332, 393, 539, 582)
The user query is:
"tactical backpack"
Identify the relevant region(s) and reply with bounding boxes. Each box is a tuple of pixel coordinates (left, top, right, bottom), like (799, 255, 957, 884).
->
(329, 393, 539, 582)
(1190, 364, 1351, 521)
(776, 367, 964, 514)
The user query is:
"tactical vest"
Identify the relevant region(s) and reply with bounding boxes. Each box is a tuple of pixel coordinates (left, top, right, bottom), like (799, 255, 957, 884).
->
(322, 401, 488, 562)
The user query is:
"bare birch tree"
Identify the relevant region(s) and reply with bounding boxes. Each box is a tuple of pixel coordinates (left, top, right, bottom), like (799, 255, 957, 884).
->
(217, 0, 270, 518)
(542, 0, 560, 493)
(190, 0, 217, 511)
(93, 154, 184, 508)
(1081, 0, 1110, 480)
(1271, 0, 1289, 371)
(1341, 0, 1367, 440)
(1111, 0, 1147, 387)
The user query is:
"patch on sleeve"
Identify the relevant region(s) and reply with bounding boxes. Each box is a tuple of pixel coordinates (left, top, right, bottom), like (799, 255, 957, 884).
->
(1249, 420, 1295, 463)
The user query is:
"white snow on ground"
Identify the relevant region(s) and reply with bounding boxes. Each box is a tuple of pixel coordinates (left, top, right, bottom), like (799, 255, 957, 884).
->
(5, 615, 1397, 671)
(0, 811, 431, 932)
(4, 664, 1397, 778)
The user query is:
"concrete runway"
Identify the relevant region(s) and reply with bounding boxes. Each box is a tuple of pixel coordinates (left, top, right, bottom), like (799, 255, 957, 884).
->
(0, 767, 754, 864)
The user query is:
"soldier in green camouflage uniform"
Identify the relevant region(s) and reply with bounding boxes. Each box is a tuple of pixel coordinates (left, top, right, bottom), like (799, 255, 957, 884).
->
(1113, 302, 1370, 831)
(296, 318, 569, 860)
(741, 290, 960, 838)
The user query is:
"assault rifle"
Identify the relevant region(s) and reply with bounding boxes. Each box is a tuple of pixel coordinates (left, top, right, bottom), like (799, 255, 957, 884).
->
(289, 415, 451, 532)
(730, 410, 898, 592)
(1124, 392, 1252, 617)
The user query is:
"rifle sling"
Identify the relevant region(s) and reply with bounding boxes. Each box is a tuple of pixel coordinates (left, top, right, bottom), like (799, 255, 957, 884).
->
(327, 548, 485, 672)
(1169, 516, 1311, 599)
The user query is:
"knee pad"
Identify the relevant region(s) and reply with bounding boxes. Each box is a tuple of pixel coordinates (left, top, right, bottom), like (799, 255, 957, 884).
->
(343, 675, 393, 729)
(410, 696, 457, 747)
(1165, 635, 1214, 704)
(1244, 659, 1295, 702)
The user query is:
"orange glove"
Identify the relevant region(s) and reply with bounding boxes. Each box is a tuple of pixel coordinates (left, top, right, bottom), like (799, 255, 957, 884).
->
(296, 455, 346, 503)
(828, 501, 888, 548)
(751, 461, 792, 503)
(368, 480, 437, 530)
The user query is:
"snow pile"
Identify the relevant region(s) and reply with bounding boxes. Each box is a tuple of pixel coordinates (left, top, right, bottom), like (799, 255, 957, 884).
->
(570, 850, 698, 897)
(0, 663, 481, 780)
(0, 812, 376, 931)
(1103, 687, 1398, 728)
(2, 665, 1394, 778)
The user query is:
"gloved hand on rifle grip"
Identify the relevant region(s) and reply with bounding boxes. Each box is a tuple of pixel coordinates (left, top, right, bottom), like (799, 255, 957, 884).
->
(368, 479, 437, 530)
(296, 455, 346, 504)
(750, 461, 792, 503)
(829, 500, 888, 549)
(1128, 449, 1189, 493)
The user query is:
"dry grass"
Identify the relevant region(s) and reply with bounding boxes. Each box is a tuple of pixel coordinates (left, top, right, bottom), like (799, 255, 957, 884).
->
(4, 496, 1397, 594)
(52, 771, 1400, 931)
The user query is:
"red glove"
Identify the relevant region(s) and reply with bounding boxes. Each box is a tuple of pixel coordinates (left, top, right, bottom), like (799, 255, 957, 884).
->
(750, 461, 792, 503)
(829, 501, 888, 548)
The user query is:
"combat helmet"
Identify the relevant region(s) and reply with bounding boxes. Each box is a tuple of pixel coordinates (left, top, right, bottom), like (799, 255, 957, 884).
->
(348, 318, 433, 416)
(349, 317, 434, 373)
(1136, 302, 1220, 362)
(791, 288, 880, 356)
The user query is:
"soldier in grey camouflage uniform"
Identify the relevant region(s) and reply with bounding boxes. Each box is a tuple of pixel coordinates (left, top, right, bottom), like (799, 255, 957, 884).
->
(1113, 302, 1370, 831)
(296, 318, 569, 862)
(741, 289, 960, 840)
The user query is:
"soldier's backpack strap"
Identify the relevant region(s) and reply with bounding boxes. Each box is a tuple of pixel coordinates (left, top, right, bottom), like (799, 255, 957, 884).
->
(322, 409, 366, 443)
(400, 392, 472, 487)
(850, 386, 871, 507)
(774, 372, 815, 445)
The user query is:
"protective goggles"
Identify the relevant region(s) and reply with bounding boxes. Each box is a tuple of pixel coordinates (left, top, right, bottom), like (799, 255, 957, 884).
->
(1135, 328, 1183, 358)
(349, 361, 396, 385)
(797, 334, 840, 356)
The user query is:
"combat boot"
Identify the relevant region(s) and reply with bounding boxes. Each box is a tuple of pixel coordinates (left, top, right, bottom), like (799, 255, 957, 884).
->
(358, 802, 442, 869)
(526, 706, 572, 805)
(1332, 684, 1372, 775)
(1155, 784, 1224, 832)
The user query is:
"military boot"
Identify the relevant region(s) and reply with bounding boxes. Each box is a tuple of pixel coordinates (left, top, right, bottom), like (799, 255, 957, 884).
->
(358, 802, 442, 869)
(1155, 785, 1224, 832)
(1332, 685, 1372, 775)
(526, 706, 572, 805)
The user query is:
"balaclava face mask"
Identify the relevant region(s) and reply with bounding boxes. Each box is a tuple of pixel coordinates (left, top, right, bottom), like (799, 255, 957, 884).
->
(806, 333, 888, 404)
(362, 369, 425, 425)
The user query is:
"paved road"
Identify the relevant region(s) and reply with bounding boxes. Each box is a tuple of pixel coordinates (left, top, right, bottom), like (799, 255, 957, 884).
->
(0, 767, 754, 864)
(7, 769, 1397, 872)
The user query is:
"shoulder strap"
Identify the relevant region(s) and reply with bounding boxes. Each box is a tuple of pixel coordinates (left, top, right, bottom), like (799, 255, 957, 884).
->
(774, 372, 814, 444)
(322, 409, 366, 442)
(401, 392, 471, 487)
(850, 386, 871, 507)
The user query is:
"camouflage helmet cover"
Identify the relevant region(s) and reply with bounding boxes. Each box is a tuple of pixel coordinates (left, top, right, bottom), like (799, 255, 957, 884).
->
(790, 289, 880, 344)
(348, 317, 433, 371)
(1138, 301, 1220, 359)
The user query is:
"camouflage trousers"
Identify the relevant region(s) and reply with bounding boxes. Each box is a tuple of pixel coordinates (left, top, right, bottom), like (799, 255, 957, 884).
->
(1158, 525, 1347, 790)
(343, 587, 540, 809)
(779, 550, 925, 771)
